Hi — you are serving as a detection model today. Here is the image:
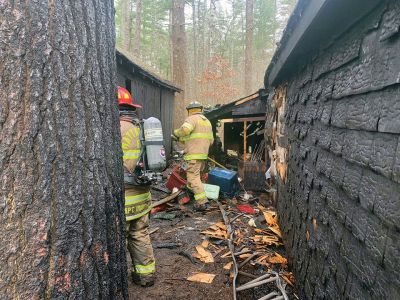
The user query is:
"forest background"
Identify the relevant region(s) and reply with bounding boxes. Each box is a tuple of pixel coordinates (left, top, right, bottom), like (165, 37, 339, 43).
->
(115, 0, 296, 124)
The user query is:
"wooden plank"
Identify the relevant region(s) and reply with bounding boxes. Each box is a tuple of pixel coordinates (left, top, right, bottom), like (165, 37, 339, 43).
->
(234, 92, 259, 106)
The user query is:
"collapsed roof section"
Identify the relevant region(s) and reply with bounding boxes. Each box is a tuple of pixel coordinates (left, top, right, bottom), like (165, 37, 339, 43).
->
(204, 89, 268, 121)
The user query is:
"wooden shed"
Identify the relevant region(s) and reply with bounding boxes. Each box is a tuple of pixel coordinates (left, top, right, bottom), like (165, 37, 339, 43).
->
(205, 89, 267, 161)
(204, 89, 268, 190)
(116, 48, 181, 159)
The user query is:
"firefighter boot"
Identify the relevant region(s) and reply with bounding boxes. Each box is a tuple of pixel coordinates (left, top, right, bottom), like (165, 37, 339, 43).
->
(193, 198, 209, 212)
(132, 273, 155, 287)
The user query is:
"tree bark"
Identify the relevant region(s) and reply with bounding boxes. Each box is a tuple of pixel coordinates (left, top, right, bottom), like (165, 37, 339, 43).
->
(121, 0, 132, 51)
(0, 1, 128, 299)
(245, 0, 254, 95)
(171, 0, 187, 126)
(133, 0, 142, 55)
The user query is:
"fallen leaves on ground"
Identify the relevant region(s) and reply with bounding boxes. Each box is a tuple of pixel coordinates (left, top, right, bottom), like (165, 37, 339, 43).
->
(191, 200, 293, 291)
(210, 222, 227, 231)
(187, 273, 216, 284)
(259, 205, 282, 238)
(259, 206, 277, 226)
(267, 252, 287, 264)
(254, 253, 287, 266)
(251, 235, 282, 246)
(281, 272, 295, 287)
(201, 222, 228, 240)
(268, 226, 282, 238)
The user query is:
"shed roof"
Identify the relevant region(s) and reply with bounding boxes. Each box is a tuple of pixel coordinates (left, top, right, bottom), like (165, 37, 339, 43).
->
(204, 89, 268, 121)
(116, 48, 182, 92)
(264, 0, 381, 87)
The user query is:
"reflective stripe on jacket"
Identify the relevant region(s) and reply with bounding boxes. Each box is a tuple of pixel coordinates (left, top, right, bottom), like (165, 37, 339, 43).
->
(125, 191, 152, 221)
(174, 114, 213, 161)
(120, 119, 151, 221)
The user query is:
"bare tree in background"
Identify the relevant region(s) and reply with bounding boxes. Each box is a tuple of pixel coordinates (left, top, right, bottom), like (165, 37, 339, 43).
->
(121, 0, 132, 51)
(245, 0, 254, 94)
(192, 0, 198, 98)
(133, 0, 142, 55)
(171, 0, 187, 126)
(0, 1, 128, 298)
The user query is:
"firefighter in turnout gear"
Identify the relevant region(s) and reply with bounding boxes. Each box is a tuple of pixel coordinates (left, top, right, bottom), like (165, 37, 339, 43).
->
(173, 101, 214, 211)
(118, 86, 155, 287)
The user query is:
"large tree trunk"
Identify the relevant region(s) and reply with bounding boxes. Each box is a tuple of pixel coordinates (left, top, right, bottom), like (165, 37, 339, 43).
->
(171, 0, 187, 126)
(245, 0, 254, 95)
(121, 0, 132, 51)
(0, 1, 128, 299)
(133, 0, 142, 55)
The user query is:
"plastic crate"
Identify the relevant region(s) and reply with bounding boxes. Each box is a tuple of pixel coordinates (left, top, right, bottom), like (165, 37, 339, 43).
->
(203, 183, 220, 200)
(207, 168, 239, 196)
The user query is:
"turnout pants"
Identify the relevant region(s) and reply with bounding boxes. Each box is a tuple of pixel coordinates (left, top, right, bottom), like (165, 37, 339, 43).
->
(126, 213, 155, 278)
(186, 159, 208, 204)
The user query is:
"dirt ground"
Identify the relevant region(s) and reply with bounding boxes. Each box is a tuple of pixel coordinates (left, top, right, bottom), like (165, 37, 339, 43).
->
(128, 206, 233, 300)
(127, 192, 297, 300)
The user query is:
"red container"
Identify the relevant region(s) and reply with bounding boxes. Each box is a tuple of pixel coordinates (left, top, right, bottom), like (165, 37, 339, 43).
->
(166, 166, 187, 190)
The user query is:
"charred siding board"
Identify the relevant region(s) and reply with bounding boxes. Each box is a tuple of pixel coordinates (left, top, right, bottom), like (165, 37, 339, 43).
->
(270, 1, 400, 299)
(232, 98, 266, 116)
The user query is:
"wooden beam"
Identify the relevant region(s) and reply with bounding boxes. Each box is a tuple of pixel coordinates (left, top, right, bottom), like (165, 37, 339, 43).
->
(234, 93, 259, 106)
(220, 116, 265, 123)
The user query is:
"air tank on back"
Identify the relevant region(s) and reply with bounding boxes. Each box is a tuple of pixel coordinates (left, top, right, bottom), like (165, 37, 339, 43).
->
(143, 117, 166, 171)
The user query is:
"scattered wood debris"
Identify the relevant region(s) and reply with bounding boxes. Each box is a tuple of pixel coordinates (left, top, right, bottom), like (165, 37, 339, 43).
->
(201, 222, 228, 240)
(194, 245, 214, 263)
(187, 273, 216, 284)
(223, 262, 233, 270)
(150, 183, 296, 299)
(201, 240, 209, 248)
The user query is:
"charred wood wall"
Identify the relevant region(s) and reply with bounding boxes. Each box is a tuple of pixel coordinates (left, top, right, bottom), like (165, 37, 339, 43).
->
(269, 1, 400, 299)
(116, 69, 175, 158)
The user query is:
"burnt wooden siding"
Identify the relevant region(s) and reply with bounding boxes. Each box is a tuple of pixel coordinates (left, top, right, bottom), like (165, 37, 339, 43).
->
(266, 1, 400, 299)
(116, 65, 176, 159)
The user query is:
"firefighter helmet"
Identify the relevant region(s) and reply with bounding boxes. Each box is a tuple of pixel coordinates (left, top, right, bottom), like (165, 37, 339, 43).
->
(186, 101, 203, 110)
(118, 86, 142, 109)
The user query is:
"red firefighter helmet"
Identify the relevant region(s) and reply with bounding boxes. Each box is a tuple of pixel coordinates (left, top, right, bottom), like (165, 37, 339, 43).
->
(117, 86, 142, 109)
